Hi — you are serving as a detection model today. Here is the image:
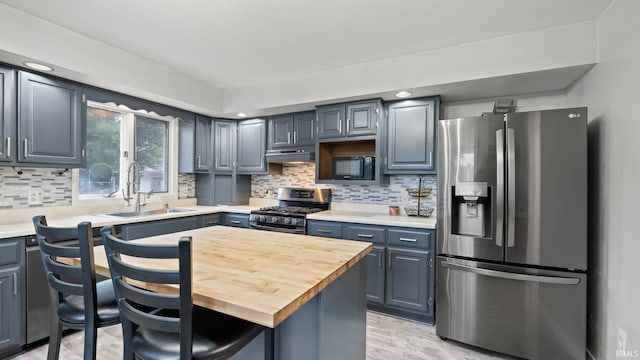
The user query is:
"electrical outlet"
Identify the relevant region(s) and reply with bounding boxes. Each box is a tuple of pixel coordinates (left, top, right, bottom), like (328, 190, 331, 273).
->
(618, 327, 628, 351)
(28, 190, 42, 205)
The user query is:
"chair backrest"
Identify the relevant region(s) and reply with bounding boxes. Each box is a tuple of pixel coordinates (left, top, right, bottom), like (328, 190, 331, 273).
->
(32, 215, 99, 320)
(101, 226, 193, 360)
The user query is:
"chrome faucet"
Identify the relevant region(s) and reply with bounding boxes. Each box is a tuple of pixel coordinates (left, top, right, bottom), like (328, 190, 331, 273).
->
(122, 161, 142, 212)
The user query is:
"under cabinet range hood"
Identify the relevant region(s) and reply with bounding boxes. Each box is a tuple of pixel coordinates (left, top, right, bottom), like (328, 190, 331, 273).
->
(265, 149, 315, 163)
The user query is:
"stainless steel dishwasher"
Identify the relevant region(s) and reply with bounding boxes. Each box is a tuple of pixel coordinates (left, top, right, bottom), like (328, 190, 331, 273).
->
(25, 225, 119, 345)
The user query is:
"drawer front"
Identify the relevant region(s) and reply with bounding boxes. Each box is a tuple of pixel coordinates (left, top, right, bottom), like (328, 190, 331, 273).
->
(307, 221, 343, 239)
(224, 213, 249, 228)
(0, 238, 22, 266)
(345, 224, 386, 244)
(200, 214, 221, 227)
(387, 228, 433, 249)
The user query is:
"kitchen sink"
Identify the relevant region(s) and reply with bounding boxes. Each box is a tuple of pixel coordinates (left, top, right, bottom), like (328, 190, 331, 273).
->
(102, 208, 196, 218)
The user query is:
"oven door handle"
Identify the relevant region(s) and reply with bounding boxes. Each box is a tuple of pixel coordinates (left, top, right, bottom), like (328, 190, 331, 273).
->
(249, 223, 305, 234)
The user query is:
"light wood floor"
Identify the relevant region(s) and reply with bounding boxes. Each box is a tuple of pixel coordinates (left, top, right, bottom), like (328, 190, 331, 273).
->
(12, 312, 515, 360)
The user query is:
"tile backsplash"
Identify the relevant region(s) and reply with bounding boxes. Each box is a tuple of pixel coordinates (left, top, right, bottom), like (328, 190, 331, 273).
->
(0, 167, 197, 209)
(0, 167, 72, 209)
(251, 163, 436, 208)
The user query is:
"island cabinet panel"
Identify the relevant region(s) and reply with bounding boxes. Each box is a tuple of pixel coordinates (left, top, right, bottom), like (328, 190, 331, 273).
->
(0, 237, 25, 358)
(0, 67, 16, 164)
(307, 220, 343, 239)
(386, 247, 431, 314)
(121, 216, 200, 240)
(18, 71, 85, 167)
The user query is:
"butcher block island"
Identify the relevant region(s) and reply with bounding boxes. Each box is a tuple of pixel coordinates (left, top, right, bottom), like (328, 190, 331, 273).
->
(90, 226, 372, 359)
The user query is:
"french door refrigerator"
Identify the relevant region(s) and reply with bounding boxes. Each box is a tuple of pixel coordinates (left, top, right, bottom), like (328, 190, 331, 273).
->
(436, 108, 587, 360)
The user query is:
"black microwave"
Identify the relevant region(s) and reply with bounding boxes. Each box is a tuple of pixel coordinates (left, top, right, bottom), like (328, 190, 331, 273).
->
(332, 156, 375, 180)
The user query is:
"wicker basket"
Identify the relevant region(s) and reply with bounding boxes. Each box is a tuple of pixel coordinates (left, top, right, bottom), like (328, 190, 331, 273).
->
(403, 206, 434, 217)
(407, 188, 432, 198)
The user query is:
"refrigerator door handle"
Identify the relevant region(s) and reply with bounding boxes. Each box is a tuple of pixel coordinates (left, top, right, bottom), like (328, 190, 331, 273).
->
(442, 261, 581, 285)
(496, 129, 504, 247)
(507, 128, 516, 247)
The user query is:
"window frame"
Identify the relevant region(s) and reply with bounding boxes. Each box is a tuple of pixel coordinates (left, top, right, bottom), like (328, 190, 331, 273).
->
(72, 100, 179, 206)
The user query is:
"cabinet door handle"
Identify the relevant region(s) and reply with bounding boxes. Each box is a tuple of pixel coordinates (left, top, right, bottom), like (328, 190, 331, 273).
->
(388, 251, 392, 269)
(293, 131, 297, 144)
(23, 138, 28, 158)
(429, 152, 433, 166)
(215, 158, 219, 168)
(316, 229, 333, 233)
(428, 297, 433, 307)
(338, 119, 342, 133)
(287, 131, 291, 144)
(13, 272, 18, 295)
(357, 233, 373, 238)
(206, 222, 218, 225)
(399, 237, 417, 242)
(261, 158, 264, 169)
(378, 252, 382, 268)
(347, 118, 350, 133)
(5, 137, 10, 158)
(197, 155, 202, 168)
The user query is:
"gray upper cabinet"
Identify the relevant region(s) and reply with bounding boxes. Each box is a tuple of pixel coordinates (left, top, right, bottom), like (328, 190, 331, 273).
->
(237, 118, 267, 174)
(317, 100, 380, 140)
(268, 111, 316, 150)
(268, 114, 293, 150)
(213, 119, 235, 173)
(385, 97, 439, 174)
(18, 71, 85, 167)
(178, 114, 211, 173)
(194, 115, 212, 172)
(346, 101, 378, 137)
(293, 111, 315, 147)
(0, 67, 15, 164)
(317, 104, 345, 139)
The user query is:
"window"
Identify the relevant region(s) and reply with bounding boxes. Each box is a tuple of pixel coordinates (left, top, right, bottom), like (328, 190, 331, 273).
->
(75, 101, 178, 202)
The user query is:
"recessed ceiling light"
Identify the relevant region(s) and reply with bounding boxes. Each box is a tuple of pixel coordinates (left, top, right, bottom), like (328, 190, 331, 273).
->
(394, 91, 412, 98)
(236, 112, 248, 118)
(23, 61, 53, 72)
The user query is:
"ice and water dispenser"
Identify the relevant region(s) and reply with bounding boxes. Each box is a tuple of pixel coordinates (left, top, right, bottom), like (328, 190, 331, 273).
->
(450, 182, 491, 238)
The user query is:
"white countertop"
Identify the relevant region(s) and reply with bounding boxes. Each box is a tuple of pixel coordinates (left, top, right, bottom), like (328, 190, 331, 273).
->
(307, 210, 436, 229)
(0, 204, 261, 238)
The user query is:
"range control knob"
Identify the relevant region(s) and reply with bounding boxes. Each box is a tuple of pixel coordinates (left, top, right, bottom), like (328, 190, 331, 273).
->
(258, 215, 266, 222)
(283, 218, 291, 225)
(271, 216, 279, 223)
(290, 218, 298, 226)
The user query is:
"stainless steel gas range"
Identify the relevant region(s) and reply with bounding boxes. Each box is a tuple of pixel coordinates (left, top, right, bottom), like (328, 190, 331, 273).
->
(249, 187, 331, 234)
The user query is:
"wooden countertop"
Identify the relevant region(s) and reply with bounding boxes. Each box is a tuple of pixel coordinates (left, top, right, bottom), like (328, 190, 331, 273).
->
(90, 226, 371, 328)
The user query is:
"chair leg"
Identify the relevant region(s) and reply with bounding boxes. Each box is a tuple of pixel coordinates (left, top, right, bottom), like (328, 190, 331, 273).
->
(47, 322, 62, 360)
(121, 320, 135, 360)
(84, 321, 97, 360)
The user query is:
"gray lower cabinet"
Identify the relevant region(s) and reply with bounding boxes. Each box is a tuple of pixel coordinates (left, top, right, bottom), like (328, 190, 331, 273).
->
(223, 213, 250, 228)
(386, 247, 431, 314)
(0, 67, 16, 164)
(365, 245, 385, 305)
(0, 237, 25, 357)
(17, 71, 85, 167)
(385, 97, 439, 174)
(307, 220, 343, 239)
(121, 216, 201, 240)
(199, 214, 221, 227)
(308, 220, 435, 323)
(237, 118, 267, 174)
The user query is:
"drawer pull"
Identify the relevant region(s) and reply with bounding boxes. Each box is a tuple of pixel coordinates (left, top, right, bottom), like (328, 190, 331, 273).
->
(399, 237, 417, 242)
(357, 233, 373, 238)
(207, 222, 218, 225)
(230, 220, 241, 224)
(316, 229, 333, 233)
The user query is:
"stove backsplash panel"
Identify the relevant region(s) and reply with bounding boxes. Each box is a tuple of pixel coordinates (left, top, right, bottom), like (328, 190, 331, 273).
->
(252, 163, 436, 207)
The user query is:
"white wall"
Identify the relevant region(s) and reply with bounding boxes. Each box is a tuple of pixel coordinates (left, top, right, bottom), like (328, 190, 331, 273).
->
(442, 91, 567, 119)
(566, 0, 640, 358)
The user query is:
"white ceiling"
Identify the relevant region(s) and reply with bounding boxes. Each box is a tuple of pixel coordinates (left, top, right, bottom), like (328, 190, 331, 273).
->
(0, 0, 612, 115)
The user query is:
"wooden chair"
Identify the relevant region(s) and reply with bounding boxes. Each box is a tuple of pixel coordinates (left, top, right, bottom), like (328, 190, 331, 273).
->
(101, 226, 264, 360)
(32, 215, 120, 360)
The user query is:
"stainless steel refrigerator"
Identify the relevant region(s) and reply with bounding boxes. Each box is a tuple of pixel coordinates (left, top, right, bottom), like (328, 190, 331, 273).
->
(436, 108, 587, 360)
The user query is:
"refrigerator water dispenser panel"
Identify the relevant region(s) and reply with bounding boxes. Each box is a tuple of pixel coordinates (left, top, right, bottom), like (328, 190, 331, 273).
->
(451, 182, 491, 238)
